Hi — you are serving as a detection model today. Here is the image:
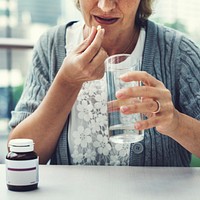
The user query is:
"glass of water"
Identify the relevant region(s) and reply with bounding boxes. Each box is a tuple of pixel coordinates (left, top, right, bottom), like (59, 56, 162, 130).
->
(105, 54, 144, 144)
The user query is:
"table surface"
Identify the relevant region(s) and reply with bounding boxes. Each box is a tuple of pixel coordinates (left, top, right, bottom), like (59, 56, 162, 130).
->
(1, 164, 200, 200)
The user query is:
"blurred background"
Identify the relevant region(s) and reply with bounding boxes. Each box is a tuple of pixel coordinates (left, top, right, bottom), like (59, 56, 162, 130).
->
(0, 0, 200, 165)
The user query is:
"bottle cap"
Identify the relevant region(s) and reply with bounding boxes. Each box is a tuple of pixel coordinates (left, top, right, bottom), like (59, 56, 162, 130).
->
(9, 139, 34, 152)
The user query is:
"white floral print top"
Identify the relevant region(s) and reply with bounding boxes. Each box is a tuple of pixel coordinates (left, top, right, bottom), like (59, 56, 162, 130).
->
(65, 21, 145, 165)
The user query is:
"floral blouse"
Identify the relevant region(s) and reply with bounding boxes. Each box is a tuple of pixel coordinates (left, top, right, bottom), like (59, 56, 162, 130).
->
(66, 21, 145, 165)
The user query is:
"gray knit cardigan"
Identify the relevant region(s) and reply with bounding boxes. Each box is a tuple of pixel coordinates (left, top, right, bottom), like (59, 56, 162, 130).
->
(9, 20, 200, 166)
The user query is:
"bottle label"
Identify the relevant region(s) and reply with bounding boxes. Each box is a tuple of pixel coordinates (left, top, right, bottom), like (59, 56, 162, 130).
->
(6, 158, 39, 186)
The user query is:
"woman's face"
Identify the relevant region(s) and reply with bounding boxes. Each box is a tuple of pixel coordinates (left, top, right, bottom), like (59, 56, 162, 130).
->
(79, 0, 140, 36)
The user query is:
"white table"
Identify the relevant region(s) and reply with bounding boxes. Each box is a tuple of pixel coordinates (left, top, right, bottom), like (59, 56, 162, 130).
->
(1, 164, 200, 200)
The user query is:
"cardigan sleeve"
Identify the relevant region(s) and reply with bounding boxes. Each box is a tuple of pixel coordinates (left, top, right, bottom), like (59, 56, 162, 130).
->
(8, 23, 72, 165)
(9, 32, 52, 128)
(177, 36, 200, 120)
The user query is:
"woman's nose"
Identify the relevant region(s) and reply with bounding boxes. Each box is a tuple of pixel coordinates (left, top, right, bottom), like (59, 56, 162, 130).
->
(97, 0, 116, 12)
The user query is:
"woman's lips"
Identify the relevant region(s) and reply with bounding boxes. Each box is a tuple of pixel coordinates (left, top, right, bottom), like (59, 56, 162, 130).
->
(94, 16, 119, 25)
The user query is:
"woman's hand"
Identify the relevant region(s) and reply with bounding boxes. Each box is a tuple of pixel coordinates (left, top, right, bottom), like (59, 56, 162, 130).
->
(114, 71, 180, 136)
(58, 26, 108, 86)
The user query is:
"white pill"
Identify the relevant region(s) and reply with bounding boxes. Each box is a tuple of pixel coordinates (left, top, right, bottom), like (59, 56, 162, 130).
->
(97, 25, 102, 31)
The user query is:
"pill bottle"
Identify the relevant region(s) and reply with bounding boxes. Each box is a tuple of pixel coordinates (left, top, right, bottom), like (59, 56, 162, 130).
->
(5, 139, 39, 191)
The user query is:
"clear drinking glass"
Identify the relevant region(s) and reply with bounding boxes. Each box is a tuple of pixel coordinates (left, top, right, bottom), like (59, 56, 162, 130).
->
(105, 54, 144, 143)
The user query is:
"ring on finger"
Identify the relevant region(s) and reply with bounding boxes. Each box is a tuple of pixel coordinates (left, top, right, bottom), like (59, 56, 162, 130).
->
(152, 100, 161, 114)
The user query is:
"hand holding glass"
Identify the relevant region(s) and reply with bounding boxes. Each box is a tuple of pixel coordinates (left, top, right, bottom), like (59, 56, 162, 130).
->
(105, 54, 144, 144)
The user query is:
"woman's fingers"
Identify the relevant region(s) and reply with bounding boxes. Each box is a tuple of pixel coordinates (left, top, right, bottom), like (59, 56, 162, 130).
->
(89, 48, 108, 79)
(115, 71, 167, 100)
(108, 98, 140, 112)
(120, 71, 164, 87)
(111, 70, 178, 134)
(107, 98, 164, 130)
(83, 28, 105, 60)
(74, 27, 105, 64)
(134, 115, 162, 130)
(116, 85, 169, 100)
(108, 98, 158, 114)
(119, 98, 159, 114)
(134, 107, 179, 134)
(74, 26, 97, 53)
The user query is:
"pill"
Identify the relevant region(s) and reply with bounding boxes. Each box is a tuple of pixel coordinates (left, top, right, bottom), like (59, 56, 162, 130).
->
(97, 25, 102, 31)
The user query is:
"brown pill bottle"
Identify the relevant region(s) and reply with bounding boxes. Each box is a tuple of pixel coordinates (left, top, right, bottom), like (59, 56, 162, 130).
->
(6, 139, 39, 191)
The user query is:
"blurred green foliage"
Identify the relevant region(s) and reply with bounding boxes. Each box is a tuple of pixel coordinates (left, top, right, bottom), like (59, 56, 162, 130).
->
(164, 20, 188, 34)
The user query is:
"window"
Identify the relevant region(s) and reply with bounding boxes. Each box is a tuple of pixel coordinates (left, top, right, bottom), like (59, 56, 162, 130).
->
(152, 0, 200, 44)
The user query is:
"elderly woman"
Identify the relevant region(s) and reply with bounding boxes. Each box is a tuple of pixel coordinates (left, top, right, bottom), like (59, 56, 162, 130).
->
(8, 0, 200, 166)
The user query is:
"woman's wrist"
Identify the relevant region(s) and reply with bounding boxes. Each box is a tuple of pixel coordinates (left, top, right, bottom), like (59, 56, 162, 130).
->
(56, 67, 83, 90)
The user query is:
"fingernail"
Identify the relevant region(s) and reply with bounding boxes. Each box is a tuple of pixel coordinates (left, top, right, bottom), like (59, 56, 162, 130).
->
(120, 72, 130, 79)
(121, 106, 129, 113)
(97, 25, 101, 31)
(116, 91, 125, 98)
(134, 123, 141, 130)
(119, 74, 126, 79)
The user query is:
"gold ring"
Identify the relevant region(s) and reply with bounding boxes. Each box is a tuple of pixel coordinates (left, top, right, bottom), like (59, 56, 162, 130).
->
(152, 100, 161, 114)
